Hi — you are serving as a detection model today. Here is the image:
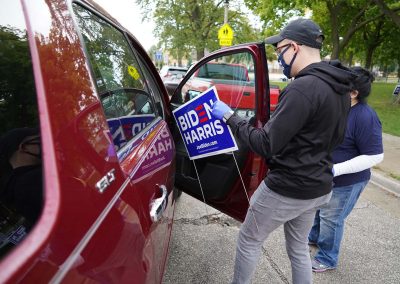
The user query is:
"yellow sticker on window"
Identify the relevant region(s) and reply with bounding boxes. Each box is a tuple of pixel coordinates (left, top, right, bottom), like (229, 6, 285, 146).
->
(128, 65, 140, 80)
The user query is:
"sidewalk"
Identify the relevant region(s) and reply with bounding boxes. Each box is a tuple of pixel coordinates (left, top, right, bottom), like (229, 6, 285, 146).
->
(370, 133, 400, 197)
(164, 189, 400, 284)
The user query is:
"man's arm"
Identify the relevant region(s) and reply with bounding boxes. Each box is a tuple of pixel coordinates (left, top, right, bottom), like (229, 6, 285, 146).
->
(212, 88, 312, 159)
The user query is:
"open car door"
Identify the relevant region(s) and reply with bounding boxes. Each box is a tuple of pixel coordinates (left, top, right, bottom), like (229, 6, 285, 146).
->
(171, 43, 272, 221)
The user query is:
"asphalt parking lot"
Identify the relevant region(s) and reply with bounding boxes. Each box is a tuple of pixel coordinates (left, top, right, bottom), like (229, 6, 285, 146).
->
(163, 182, 400, 284)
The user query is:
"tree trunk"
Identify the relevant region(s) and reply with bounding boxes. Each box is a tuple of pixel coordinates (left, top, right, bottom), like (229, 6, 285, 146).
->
(365, 48, 374, 70)
(347, 51, 354, 66)
(364, 19, 384, 70)
(327, 1, 341, 60)
(196, 49, 204, 60)
(177, 49, 183, 66)
(383, 65, 388, 78)
(331, 44, 340, 60)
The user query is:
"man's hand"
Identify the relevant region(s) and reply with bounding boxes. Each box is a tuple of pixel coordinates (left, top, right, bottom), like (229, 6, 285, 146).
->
(211, 101, 232, 120)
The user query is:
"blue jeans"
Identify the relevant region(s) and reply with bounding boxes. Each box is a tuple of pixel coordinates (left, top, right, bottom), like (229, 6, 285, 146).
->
(308, 180, 369, 267)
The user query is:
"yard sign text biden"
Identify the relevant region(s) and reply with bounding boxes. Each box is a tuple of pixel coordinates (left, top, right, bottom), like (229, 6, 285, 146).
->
(173, 87, 238, 160)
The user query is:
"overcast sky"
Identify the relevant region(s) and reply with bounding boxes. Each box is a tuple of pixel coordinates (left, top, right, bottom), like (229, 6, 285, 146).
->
(96, 0, 156, 50)
(95, 0, 262, 51)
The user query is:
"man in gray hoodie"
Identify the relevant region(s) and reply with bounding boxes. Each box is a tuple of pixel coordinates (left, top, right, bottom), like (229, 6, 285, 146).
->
(211, 18, 356, 284)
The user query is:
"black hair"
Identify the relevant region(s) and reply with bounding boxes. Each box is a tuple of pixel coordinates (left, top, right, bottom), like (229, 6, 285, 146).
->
(351, 66, 374, 104)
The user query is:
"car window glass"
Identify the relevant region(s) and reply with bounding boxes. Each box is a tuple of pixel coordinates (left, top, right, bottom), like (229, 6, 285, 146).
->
(178, 52, 256, 120)
(197, 63, 248, 81)
(0, 0, 43, 259)
(159, 66, 188, 82)
(133, 52, 165, 117)
(73, 4, 157, 151)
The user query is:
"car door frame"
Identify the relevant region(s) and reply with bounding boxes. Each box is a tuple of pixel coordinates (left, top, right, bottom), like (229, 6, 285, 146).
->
(69, 2, 177, 282)
(171, 43, 272, 221)
(0, 1, 176, 283)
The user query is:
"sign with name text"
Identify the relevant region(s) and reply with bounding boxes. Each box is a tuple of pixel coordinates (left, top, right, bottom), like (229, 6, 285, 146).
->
(173, 87, 238, 160)
(107, 115, 155, 151)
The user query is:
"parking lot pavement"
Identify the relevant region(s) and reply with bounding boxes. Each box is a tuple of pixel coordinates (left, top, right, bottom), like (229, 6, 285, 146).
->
(163, 183, 400, 284)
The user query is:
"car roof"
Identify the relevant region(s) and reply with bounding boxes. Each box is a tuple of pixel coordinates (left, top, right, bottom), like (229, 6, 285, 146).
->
(162, 66, 188, 71)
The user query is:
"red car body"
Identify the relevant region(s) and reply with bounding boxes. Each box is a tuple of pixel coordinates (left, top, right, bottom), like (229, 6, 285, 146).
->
(0, 1, 272, 283)
(182, 61, 280, 112)
(269, 85, 281, 112)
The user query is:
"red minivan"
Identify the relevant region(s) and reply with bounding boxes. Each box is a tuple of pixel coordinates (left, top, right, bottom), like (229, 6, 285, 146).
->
(0, 0, 272, 283)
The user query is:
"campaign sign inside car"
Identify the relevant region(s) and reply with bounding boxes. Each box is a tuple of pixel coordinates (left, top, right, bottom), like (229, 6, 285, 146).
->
(107, 115, 155, 150)
(173, 87, 238, 160)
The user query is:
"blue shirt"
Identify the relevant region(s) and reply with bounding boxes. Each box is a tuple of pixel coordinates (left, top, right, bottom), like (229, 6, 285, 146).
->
(332, 103, 383, 187)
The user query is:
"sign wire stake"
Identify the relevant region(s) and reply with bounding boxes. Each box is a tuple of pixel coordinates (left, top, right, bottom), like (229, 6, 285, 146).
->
(192, 160, 210, 218)
(231, 152, 259, 233)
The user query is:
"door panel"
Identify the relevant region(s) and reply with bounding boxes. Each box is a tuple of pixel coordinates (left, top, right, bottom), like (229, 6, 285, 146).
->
(172, 46, 270, 221)
(71, 3, 175, 282)
(0, 1, 175, 283)
(120, 120, 175, 283)
(0, 0, 130, 281)
(58, 120, 175, 284)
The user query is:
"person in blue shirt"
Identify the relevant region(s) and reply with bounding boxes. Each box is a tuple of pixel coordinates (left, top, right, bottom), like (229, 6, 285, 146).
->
(309, 66, 384, 272)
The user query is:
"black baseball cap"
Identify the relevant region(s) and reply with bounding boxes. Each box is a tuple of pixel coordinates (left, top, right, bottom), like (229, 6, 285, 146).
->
(266, 18, 324, 49)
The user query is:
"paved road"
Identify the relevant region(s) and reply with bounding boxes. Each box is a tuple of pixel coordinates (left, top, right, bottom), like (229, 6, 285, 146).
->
(163, 133, 400, 283)
(163, 183, 400, 284)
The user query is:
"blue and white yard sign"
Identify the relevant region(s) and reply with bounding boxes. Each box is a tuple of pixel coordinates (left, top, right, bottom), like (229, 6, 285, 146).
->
(107, 114, 155, 151)
(393, 83, 400, 97)
(173, 87, 238, 160)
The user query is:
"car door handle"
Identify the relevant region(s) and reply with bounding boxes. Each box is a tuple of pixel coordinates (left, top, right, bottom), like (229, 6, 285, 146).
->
(150, 185, 168, 222)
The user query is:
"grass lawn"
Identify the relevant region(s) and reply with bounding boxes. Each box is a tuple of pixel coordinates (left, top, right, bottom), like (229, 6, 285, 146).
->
(270, 81, 400, 137)
(369, 83, 399, 137)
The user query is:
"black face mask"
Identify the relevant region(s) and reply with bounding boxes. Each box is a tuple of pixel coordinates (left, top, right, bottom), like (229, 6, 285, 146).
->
(278, 45, 297, 79)
(23, 149, 41, 159)
(22, 137, 41, 159)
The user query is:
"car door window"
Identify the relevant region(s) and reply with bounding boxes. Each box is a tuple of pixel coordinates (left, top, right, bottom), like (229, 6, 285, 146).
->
(178, 52, 256, 120)
(170, 51, 260, 204)
(0, 0, 42, 259)
(133, 53, 166, 117)
(73, 4, 159, 152)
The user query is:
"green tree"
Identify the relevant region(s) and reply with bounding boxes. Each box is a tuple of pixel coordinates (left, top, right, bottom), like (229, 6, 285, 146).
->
(0, 26, 38, 133)
(349, 17, 399, 70)
(374, 24, 400, 77)
(137, 0, 261, 61)
(147, 45, 164, 69)
(372, 0, 400, 27)
(244, 0, 394, 60)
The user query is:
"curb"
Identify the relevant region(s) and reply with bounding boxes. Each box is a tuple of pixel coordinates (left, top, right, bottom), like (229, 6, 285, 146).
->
(370, 170, 400, 198)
